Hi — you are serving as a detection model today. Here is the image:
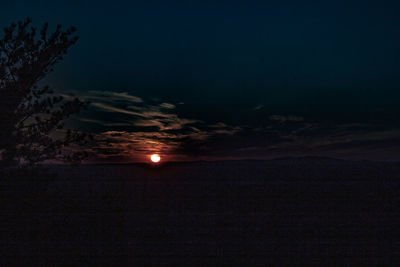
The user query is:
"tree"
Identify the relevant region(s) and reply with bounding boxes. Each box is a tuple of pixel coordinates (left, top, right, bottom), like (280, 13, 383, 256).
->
(0, 18, 91, 166)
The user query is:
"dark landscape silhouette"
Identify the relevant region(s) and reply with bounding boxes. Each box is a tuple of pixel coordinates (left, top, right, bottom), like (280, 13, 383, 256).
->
(1, 157, 400, 264)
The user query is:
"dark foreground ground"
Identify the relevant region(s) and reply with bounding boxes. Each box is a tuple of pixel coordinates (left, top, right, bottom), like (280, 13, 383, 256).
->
(1, 157, 400, 265)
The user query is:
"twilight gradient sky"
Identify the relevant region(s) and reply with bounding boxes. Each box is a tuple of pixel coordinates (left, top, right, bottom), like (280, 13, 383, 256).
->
(2, 0, 400, 162)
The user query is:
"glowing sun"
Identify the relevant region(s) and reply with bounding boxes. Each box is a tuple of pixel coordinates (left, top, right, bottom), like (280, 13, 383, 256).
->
(150, 154, 161, 163)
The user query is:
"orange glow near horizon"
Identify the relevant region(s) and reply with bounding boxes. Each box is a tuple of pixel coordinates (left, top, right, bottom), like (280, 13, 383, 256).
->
(150, 154, 161, 163)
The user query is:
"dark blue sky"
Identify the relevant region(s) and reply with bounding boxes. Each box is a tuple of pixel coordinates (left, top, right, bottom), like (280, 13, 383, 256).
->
(2, 0, 400, 161)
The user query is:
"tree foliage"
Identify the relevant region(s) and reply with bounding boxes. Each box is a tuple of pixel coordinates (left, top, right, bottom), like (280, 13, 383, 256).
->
(0, 18, 91, 166)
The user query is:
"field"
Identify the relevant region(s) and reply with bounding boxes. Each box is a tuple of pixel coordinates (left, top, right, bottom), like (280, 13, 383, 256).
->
(1, 158, 400, 265)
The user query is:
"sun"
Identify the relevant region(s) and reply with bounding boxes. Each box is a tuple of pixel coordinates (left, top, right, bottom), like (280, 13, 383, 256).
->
(150, 154, 161, 163)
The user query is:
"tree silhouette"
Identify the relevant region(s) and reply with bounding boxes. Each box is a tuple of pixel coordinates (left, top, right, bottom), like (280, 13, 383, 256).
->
(0, 18, 91, 166)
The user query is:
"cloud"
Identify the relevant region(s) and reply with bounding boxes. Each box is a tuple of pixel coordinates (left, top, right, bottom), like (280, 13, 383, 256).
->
(109, 92, 143, 103)
(269, 115, 304, 123)
(90, 100, 197, 131)
(91, 128, 214, 161)
(231, 121, 400, 161)
(212, 127, 241, 135)
(160, 103, 176, 109)
(210, 122, 228, 128)
(65, 90, 242, 161)
(92, 102, 142, 116)
(65, 90, 400, 162)
(86, 91, 143, 103)
(90, 121, 241, 161)
(253, 104, 264, 111)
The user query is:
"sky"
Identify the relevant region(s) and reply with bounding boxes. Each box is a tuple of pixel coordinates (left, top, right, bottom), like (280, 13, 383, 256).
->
(2, 0, 400, 162)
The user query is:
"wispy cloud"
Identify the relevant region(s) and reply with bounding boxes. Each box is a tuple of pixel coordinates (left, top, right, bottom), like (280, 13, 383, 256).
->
(253, 104, 264, 111)
(91, 102, 142, 116)
(64, 90, 400, 162)
(231, 121, 400, 161)
(65, 90, 241, 161)
(269, 114, 304, 123)
(86, 91, 143, 103)
(159, 103, 176, 109)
